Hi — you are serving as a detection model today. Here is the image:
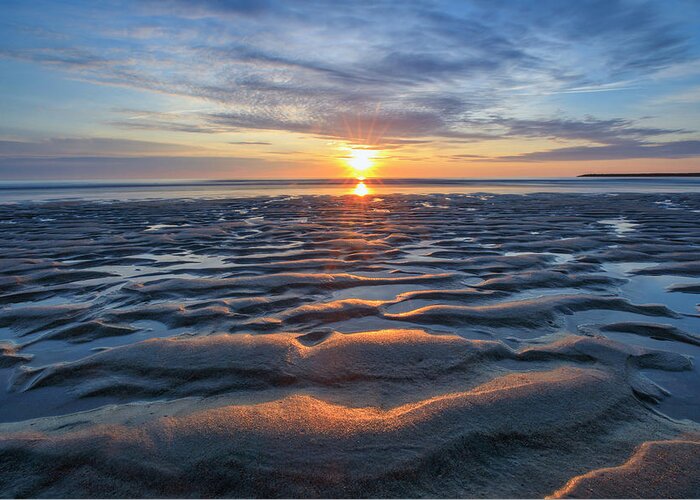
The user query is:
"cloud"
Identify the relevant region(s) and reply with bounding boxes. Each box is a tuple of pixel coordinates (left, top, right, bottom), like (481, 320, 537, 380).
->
(106, 120, 228, 134)
(203, 108, 463, 143)
(228, 141, 272, 145)
(147, 0, 275, 18)
(3, 1, 692, 140)
(448, 153, 487, 159)
(478, 115, 698, 161)
(0, 156, 290, 180)
(106, 109, 230, 134)
(0, 47, 108, 69)
(651, 85, 700, 106)
(481, 117, 685, 143)
(0, 138, 197, 157)
(491, 140, 700, 162)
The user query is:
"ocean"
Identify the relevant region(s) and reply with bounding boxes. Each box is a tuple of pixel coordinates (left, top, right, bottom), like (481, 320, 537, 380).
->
(2, 176, 700, 202)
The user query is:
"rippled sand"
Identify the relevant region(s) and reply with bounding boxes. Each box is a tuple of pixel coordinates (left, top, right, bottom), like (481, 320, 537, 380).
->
(1, 192, 699, 497)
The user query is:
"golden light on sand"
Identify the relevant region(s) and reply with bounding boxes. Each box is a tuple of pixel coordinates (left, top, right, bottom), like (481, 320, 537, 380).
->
(345, 149, 378, 179)
(353, 181, 369, 197)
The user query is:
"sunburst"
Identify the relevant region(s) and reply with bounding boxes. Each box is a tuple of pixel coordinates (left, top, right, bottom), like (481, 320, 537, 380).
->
(346, 149, 378, 179)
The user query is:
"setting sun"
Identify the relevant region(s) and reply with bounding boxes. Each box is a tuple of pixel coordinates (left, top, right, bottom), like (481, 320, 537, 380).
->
(346, 149, 378, 179)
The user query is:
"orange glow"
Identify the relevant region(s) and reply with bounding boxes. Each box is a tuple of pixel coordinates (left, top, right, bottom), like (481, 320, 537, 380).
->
(353, 181, 369, 196)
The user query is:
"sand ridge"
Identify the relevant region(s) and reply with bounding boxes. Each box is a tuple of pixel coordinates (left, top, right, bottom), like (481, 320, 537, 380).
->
(0, 192, 699, 497)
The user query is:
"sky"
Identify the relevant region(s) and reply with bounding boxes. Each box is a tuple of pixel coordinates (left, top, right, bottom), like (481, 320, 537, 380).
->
(1, 0, 700, 180)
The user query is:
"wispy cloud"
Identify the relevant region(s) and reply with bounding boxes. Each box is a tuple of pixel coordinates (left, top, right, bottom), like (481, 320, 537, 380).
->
(0, 155, 285, 180)
(228, 141, 272, 145)
(481, 117, 686, 143)
(0, 138, 197, 157)
(492, 140, 700, 162)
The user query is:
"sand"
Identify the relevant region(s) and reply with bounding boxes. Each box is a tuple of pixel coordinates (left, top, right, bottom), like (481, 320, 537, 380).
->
(0, 192, 699, 497)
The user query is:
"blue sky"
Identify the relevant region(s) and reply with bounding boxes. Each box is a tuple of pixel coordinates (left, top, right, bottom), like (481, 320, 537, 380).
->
(1, 0, 700, 179)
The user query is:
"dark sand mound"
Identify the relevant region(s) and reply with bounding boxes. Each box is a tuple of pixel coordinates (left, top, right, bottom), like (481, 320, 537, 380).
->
(385, 294, 678, 328)
(519, 334, 692, 371)
(0, 304, 89, 335)
(632, 261, 700, 277)
(14, 330, 514, 398)
(394, 287, 507, 302)
(11, 331, 690, 434)
(474, 270, 624, 291)
(0, 342, 31, 367)
(519, 335, 693, 403)
(667, 282, 700, 294)
(550, 439, 700, 498)
(122, 272, 454, 298)
(280, 298, 385, 324)
(2, 365, 686, 498)
(1, 192, 699, 497)
(601, 321, 700, 346)
(502, 236, 604, 253)
(40, 321, 138, 344)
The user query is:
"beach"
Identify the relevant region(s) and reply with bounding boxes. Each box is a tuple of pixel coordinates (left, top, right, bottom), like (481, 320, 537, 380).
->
(1, 189, 699, 497)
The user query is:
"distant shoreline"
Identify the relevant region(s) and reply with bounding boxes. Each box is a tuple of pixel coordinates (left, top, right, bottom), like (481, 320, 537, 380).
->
(579, 173, 700, 177)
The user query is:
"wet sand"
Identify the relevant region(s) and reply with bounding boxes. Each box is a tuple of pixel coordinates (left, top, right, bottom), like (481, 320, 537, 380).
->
(0, 192, 699, 497)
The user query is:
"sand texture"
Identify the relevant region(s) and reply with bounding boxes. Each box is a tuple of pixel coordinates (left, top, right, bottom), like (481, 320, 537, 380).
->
(0, 192, 699, 497)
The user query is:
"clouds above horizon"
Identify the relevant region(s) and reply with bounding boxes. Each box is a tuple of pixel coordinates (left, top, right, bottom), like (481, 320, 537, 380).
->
(1, 0, 700, 177)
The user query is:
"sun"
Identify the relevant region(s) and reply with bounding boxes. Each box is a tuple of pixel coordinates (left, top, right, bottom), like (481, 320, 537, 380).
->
(345, 149, 377, 179)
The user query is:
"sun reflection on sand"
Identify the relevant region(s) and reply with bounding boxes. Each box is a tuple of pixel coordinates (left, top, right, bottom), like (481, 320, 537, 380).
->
(353, 181, 369, 197)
